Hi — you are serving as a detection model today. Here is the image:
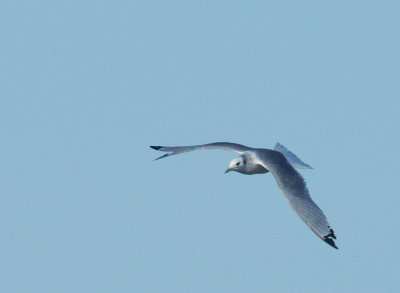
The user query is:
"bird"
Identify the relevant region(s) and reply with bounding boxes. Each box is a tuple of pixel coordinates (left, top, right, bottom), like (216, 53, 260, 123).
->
(150, 142, 338, 249)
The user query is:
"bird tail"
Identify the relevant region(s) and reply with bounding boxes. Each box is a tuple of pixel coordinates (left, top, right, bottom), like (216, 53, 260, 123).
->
(274, 143, 313, 169)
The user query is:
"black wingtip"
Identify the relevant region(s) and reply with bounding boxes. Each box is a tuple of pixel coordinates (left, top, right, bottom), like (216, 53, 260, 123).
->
(154, 153, 170, 160)
(150, 146, 162, 150)
(327, 227, 337, 239)
(324, 228, 338, 249)
(324, 237, 338, 249)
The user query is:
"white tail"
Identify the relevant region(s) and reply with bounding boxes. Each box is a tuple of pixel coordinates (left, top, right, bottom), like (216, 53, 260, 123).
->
(274, 143, 313, 169)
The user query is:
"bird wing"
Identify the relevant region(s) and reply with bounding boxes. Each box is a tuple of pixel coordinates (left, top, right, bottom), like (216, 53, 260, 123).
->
(274, 143, 313, 169)
(256, 149, 337, 249)
(150, 142, 251, 160)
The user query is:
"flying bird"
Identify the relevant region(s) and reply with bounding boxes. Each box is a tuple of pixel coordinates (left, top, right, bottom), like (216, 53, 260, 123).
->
(150, 142, 338, 249)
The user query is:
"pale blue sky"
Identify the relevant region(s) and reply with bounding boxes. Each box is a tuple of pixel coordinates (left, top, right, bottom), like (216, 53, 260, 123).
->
(1, 1, 400, 292)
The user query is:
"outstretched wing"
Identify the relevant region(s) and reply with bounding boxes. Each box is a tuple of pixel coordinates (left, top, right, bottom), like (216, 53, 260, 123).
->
(274, 143, 313, 169)
(256, 149, 337, 249)
(150, 142, 251, 160)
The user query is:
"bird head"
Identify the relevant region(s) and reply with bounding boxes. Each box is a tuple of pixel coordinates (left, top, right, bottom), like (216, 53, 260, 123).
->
(225, 156, 246, 174)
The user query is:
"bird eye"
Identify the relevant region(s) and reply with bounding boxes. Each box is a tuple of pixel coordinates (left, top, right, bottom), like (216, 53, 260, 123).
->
(236, 162, 240, 166)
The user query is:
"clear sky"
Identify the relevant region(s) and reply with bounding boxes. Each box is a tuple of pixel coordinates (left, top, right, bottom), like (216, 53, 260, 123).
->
(1, 1, 400, 292)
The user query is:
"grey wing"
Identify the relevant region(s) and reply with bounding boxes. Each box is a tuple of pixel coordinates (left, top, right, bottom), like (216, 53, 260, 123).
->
(274, 143, 313, 169)
(150, 142, 251, 160)
(256, 150, 337, 249)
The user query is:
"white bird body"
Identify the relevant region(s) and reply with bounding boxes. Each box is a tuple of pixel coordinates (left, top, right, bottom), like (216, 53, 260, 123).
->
(150, 142, 338, 249)
(227, 152, 268, 175)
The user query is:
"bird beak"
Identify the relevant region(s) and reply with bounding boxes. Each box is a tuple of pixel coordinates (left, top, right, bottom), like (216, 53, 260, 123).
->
(224, 168, 231, 174)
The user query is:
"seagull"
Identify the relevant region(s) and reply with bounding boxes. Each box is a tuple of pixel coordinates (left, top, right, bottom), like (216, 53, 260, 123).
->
(150, 142, 338, 249)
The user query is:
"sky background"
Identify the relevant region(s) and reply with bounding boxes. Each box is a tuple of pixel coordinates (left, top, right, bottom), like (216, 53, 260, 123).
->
(1, 1, 400, 292)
